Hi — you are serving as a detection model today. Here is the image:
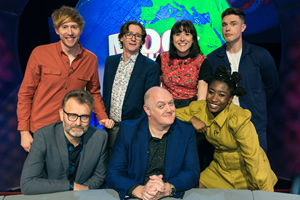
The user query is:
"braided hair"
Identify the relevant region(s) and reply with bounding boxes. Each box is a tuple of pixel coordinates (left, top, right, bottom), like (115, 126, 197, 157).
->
(205, 65, 247, 97)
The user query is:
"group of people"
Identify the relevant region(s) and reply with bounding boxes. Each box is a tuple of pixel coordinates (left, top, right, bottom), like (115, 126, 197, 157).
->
(17, 5, 278, 199)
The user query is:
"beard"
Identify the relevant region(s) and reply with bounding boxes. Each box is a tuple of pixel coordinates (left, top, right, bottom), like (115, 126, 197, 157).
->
(65, 125, 88, 138)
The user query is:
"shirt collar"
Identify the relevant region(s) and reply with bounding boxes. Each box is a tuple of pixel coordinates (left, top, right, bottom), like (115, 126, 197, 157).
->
(205, 103, 231, 128)
(57, 40, 83, 56)
(120, 52, 139, 63)
(64, 133, 83, 148)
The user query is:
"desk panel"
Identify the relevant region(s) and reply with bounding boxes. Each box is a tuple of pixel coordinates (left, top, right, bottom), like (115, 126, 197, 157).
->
(5, 189, 298, 200)
(176, 188, 253, 200)
(3, 189, 119, 200)
(3, 189, 254, 200)
(253, 191, 300, 200)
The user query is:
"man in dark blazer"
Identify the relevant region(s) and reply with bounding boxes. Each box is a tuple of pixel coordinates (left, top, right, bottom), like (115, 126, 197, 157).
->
(106, 87, 200, 200)
(207, 8, 278, 153)
(103, 20, 160, 156)
(20, 90, 108, 195)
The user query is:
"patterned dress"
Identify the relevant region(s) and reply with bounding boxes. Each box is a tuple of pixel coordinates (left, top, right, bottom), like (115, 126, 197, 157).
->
(159, 52, 207, 100)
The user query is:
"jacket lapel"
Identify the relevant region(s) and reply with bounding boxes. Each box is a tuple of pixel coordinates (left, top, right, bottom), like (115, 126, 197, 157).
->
(123, 53, 144, 102)
(74, 127, 93, 181)
(55, 124, 69, 176)
(106, 54, 122, 114)
(164, 121, 178, 180)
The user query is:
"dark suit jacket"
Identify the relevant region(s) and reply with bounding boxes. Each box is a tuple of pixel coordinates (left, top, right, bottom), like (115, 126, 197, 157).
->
(207, 41, 279, 152)
(103, 53, 160, 121)
(106, 116, 200, 199)
(20, 122, 108, 195)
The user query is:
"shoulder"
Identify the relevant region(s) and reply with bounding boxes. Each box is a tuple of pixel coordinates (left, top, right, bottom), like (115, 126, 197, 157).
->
(34, 122, 63, 139)
(31, 43, 56, 55)
(189, 100, 206, 112)
(207, 44, 225, 57)
(121, 116, 146, 128)
(138, 54, 159, 65)
(244, 41, 271, 56)
(173, 118, 194, 133)
(88, 126, 108, 139)
(106, 54, 122, 61)
(82, 47, 97, 59)
(196, 53, 206, 59)
(227, 104, 252, 129)
(160, 51, 169, 58)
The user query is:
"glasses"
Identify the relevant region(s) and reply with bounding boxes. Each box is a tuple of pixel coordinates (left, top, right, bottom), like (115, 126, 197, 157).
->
(125, 32, 142, 40)
(63, 109, 91, 123)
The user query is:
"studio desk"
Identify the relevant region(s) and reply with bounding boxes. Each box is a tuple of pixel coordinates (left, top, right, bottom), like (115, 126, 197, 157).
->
(1, 189, 299, 200)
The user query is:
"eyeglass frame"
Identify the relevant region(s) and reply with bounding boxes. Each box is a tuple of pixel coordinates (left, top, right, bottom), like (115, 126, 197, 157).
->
(63, 109, 91, 123)
(124, 32, 143, 40)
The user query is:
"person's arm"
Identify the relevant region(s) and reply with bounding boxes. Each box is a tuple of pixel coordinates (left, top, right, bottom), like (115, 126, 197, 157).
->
(20, 130, 70, 195)
(176, 101, 207, 132)
(17, 48, 41, 151)
(175, 106, 194, 122)
(197, 58, 211, 100)
(197, 80, 208, 100)
(85, 56, 114, 128)
(144, 60, 161, 92)
(257, 48, 279, 102)
(230, 110, 275, 191)
(20, 131, 33, 152)
(106, 123, 143, 199)
(155, 54, 163, 84)
(165, 126, 200, 197)
(82, 130, 108, 189)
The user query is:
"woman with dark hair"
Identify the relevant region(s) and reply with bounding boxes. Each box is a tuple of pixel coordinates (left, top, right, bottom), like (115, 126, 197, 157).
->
(156, 20, 211, 108)
(176, 65, 277, 191)
(156, 20, 213, 172)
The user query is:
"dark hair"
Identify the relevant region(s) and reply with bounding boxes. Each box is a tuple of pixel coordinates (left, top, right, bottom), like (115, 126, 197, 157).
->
(62, 90, 94, 111)
(118, 20, 146, 50)
(221, 8, 246, 23)
(169, 20, 201, 58)
(205, 65, 247, 97)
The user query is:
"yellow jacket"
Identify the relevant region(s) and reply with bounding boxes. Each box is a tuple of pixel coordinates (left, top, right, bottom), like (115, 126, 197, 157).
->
(176, 100, 277, 191)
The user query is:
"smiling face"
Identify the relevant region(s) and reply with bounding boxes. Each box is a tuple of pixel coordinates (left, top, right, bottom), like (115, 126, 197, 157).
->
(172, 27, 193, 57)
(55, 21, 82, 51)
(144, 87, 176, 129)
(120, 24, 143, 56)
(206, 80, 233, 116)
(222, 14, 246, 44)
(59, 98, 91, 138)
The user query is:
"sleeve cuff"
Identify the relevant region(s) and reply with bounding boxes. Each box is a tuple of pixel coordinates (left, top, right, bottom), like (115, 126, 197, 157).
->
(69, 180, 74, 190)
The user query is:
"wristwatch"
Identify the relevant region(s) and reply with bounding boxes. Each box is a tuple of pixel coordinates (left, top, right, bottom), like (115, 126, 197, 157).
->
(169, 183, 176, 196)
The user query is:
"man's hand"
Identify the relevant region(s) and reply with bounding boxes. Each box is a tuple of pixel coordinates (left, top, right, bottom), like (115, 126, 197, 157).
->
(20, 131, 33, 152)
(99, 119, 115, 129)
(73, 182, 89, 191)
(132, 175, 166, 200)
(189, 116, 206, 133)
(132, 175, 172, 200)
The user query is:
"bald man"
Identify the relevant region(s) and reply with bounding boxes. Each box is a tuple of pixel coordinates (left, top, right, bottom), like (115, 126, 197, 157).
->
(106, 87, 199, 200)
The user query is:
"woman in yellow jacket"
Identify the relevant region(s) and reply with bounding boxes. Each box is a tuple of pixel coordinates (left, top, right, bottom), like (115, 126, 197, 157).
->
(176, 65, 277, 191)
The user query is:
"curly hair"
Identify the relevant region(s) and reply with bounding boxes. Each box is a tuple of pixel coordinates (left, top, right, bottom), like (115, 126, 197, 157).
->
(205, 65, 247, 97)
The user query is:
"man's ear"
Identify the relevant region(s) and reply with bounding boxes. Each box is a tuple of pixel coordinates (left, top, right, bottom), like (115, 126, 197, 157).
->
(143, 105, 151, 117)
(59, 109, 64, 121)
(55, 28, 59, 35)
(241, 23, 247, 33)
